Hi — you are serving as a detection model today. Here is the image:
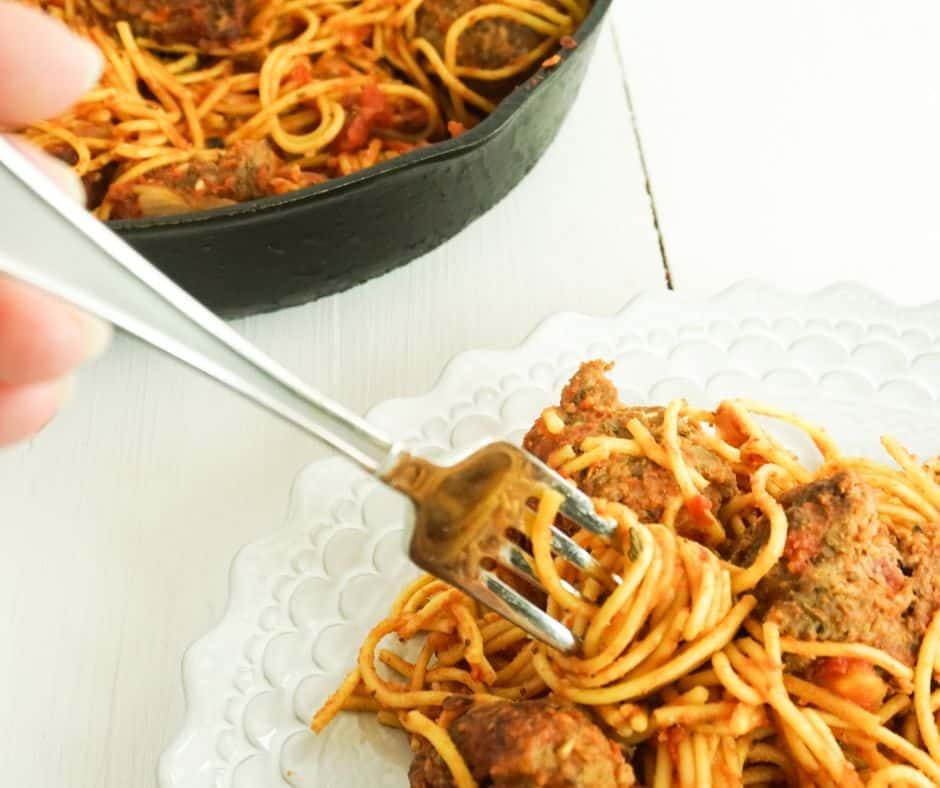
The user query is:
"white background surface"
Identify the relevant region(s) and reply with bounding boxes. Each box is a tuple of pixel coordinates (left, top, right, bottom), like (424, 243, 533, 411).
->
(4, 2, 940, 786)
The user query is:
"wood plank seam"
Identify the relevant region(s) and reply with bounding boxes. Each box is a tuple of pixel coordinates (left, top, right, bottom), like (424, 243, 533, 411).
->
(608, 26, 673, 289)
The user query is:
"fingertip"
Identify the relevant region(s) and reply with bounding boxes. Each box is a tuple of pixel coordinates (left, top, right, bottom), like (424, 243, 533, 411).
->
(0, 4, 104, 125)
(74, 310, 113, 362)
(76, 35, 105, 92)
(0, 378, 70, 447)
(55, 375, 76, 409)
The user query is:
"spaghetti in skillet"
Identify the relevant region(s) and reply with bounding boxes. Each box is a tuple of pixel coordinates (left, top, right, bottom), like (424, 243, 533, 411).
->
(313, 360, 940, 787)
(20, 0, 585, 218)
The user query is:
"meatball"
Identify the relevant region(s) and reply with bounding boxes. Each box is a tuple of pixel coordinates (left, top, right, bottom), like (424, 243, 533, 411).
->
(104, 141, 325, 218)
(891, 521, 940, 646)
(726, 471, 927, 665)
(109, 0, 247, 47)
(415, 0, 544, 71)
(523, 361, 738, 543)
(409, 700, 635, 788)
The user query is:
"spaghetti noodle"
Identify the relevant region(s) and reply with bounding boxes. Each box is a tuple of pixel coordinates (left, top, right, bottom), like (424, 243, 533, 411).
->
(313, 360, 940, 787)
(19, 0, 586, 218)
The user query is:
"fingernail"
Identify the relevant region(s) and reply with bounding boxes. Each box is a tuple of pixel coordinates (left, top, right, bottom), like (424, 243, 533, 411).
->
(38, 376, 75, 434)
(75, 311, 113, 362)
(74, 35, 104, 94)
(56, 375, 76, 407)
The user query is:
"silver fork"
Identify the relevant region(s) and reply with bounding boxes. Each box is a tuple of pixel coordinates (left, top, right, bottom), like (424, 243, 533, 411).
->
(0, 139, 621, 654)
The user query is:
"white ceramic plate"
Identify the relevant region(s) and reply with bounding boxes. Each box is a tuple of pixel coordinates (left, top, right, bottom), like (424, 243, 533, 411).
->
(159, 282, 940, 788)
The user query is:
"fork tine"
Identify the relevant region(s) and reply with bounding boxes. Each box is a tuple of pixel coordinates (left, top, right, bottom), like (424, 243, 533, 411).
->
(493, 539, 585, 600)
(478, 571, 577, 653)
(494, 540, 540, 586)
(516, 506, 617, 588)
(526, 453, 618, 539)
(549, 526, 620, 589)
(557, 488, 618, 539)
(389, 443, 627, 654)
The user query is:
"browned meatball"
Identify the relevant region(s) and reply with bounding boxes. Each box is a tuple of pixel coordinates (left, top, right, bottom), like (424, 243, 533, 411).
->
(523, 361, 738, 543)
(726, 472, 920, 665)
(409, 700, 635, 788)
(109, 0, 247, 47)
(891, 521, 940, 646)
(413, 0, 548, 106)
(415, 0, 544, 71)
(104, 141, 325, 218)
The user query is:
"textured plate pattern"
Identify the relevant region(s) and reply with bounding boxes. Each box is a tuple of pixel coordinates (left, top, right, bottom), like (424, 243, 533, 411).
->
(160, 282, 940, 787)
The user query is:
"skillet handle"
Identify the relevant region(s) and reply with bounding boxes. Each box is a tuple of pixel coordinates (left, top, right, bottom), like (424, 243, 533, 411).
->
(0, 137, 395, 472)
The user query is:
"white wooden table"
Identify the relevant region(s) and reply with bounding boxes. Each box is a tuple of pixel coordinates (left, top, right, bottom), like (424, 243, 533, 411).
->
(5, 2, 940, 785)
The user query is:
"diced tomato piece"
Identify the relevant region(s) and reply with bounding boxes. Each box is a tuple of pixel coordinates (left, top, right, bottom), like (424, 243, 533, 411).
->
(810, 658, 886, 711)
(715, 402, 748, 448)
(332, 83, 389, 153)
(336, 113, 371, 152)
(360, 83, 390, 124)
(685, 494, 713, 525)
(289, 61, 312, 85)
(447, 120, 466, 138)
(741, 448, 767, 469)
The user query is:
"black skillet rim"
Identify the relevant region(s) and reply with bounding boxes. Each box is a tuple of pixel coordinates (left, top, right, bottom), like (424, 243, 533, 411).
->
(107, 0, 613, 231)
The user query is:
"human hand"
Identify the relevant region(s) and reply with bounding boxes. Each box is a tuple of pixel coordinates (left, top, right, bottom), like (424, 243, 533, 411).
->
(0, 2, 112, 445)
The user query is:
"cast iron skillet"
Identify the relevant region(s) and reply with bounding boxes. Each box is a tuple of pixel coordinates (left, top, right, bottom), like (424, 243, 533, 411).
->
(111, 0, 613, 317)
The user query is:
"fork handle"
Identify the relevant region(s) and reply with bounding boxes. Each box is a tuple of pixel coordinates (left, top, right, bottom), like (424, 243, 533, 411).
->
(0, 138, 395, 473)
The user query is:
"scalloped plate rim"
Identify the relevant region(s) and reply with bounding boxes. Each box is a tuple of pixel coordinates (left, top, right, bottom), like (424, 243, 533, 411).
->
(363, 280, 940, 425)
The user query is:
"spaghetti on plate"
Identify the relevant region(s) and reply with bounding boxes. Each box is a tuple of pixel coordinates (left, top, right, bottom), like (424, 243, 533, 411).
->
(313, 360, 940, 787)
